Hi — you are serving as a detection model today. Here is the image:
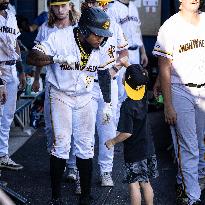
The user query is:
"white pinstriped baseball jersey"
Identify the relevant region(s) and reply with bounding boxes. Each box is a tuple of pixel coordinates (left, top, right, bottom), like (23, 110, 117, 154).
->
(107, 1, 143, 48)
(153, 12, 205, 84)
(0, 9, 20, 61)
(35, 22, 58, 43)
(33, 26, 111, 96)
(98, 19, 128, 76)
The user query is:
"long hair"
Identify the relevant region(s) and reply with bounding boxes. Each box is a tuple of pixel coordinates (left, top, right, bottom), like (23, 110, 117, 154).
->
(69, 2, 81, 25)
(47, 3, 80, 28)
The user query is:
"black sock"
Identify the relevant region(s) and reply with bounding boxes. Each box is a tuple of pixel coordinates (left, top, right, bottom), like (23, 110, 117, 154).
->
(50, 155, 66, 200)
(76, 157, 93, 196)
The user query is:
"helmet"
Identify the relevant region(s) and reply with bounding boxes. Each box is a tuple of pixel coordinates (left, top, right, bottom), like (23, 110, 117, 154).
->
(78, 7, 112, 38)
(50, 0, 70, 6)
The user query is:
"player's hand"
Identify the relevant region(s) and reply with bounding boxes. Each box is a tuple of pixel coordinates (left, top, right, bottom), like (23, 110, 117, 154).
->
(153, 76, 161, 98)
(116, 56, 129, 68)
(102, 102, 113, 124)
(53, 55, 77, 67)
(32, 79, 40, 93)
(0, 85, 7, 104)
(141, 53, 148, 67)
(105, 139, 115, 150)
(164, 105, 177, 125)
(18, 72, 26, 90)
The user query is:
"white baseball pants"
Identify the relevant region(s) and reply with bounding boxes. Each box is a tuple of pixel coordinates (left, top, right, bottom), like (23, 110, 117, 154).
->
(49, 87, 95, 160)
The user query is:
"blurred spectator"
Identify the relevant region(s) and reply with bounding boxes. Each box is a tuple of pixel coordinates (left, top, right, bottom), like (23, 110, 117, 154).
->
(17, 0, 49, 32)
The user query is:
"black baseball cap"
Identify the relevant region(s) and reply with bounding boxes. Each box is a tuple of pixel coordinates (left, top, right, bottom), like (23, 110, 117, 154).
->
(79, 7, 112, 37)
(124, 64, 148, 100)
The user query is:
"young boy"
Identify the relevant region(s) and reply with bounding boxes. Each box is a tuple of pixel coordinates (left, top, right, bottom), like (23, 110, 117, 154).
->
(105, 64, 158, 205)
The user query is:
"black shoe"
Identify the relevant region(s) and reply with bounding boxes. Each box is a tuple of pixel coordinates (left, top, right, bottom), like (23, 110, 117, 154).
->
(79, 195, 93, 205)
(48, 198, 64, 205)
(0, 155, 23, 170)
(175, 183, 189, 205)
(192, 201, 201, 205)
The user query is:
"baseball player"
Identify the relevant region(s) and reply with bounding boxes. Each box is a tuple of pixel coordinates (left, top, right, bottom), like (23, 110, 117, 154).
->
(32, 0, 74, 153)
(0, 0, 26, 171)
(81, 0, 128, 187)
(31, 0, 80, 193)
(107, 0, 148, 123)
(153, 0, 205, 205)
(27, 5, 113, 205)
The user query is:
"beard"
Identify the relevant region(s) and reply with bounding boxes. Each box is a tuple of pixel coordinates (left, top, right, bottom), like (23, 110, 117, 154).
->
(0, 3, 9, 11)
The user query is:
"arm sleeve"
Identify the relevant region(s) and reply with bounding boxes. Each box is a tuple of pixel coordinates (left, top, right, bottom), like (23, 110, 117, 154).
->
(116, 23, 128, 52)
(152, 22, 174, 60)
(107, 6, 118, 23)
(33, 32, 56, 56)
(34, 23, 46, 44)
(97, 69, 111, 103)
(12, 13, 21, 38)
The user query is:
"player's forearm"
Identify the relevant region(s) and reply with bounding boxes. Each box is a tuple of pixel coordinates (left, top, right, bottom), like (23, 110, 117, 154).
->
(117, 49, 128, 63)
(16, 61, 24, 74)
(26, 50, 53, 67)
(140, 45, 146, 56)
(112, 132, 132, 145)
(158, 57, 172, 107)
(116, 49, 129, 70)
(34, 67, 42, 81)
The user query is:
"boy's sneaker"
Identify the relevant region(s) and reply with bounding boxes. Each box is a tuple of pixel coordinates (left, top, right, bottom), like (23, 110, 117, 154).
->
(101, 172, 114, 187)
(66, 168, 77, 181)
(175, 183, 188, 205)
(0, 155, 23, 170)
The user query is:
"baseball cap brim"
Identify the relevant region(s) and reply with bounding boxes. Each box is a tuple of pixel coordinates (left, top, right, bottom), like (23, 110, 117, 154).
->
(88, 26, 112, 37)
(124, 81, 145, 100)
(50, 1, 69, 6)
(96, 0, 113, 2)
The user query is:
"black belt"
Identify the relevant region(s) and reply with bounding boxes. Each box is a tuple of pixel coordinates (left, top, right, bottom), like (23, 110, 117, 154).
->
(128, 46, 138, 50)
(184, 83, 205, 88)
(0, 60, 16, 65)
(94, 76, 116, 82)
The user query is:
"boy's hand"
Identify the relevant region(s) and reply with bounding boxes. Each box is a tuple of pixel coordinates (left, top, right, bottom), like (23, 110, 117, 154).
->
(105, 139, 115, 150)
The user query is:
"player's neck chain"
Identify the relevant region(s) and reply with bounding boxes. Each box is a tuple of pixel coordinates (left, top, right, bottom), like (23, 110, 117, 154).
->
(76, 30, 91, 67)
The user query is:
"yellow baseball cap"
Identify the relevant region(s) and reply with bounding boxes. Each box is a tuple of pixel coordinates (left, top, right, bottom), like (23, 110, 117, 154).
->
(124, 64, 148, 101)
(50, 0, 70, 6)
(96, 0, 113, 2)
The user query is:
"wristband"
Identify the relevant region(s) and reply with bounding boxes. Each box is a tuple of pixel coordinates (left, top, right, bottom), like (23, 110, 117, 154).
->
(111, 65, 119, 73)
